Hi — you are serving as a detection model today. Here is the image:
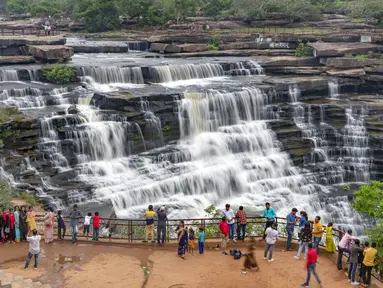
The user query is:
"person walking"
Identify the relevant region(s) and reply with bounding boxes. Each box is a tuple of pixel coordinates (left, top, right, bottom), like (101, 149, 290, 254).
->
(325, 222, 336, 253)
(286, 208, 298, 251)
(144, 205, 156, 243)
(295, 222, 312, 260)
(19, 206, 28, 241)
(360, 242, 378, 286)
(337, 229, 356, 270)
(219, 216, 229, 256)
(264, 222, 278, 263)
(313, 216, 323, 253)
(43, 207, 55, 244)
(69, 204, 82, 244)
(57, 210, 66, 240)
(348, 239, 364, 285)
(176, 221, 188, 259)
(259, 202, 276, 240)
(92, 212, 100, 241)
(301, 243, 322, 288)
(24, 229, 41, 269)
(14, 206, 21, 243)
(235, 206, 247, 241)
(221, 204, 235, 243)
(157, 206, 167, 244)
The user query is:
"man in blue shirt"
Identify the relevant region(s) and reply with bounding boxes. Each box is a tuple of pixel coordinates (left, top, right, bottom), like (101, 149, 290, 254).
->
(286, 208, 298, 251)
(259, 202, 276, 240)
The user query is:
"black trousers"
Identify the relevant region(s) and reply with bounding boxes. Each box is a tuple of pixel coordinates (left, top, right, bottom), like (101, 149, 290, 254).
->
(58, 226, 66, 239)
(360, 264, 373, 285)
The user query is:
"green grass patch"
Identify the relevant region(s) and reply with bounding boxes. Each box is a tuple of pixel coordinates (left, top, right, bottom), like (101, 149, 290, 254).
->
(0, 107, 24, 124)
(345, 53, 369, 59)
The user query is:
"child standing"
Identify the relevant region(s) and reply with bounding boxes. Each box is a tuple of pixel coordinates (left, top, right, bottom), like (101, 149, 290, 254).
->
(93, 212, 100, 241)
(325, 222, 336, 253)
(219, 216, 229, 256)
(188, 227, 195, 254)
(198, 227, 205, 254)
(25, 229, 41, 269)
(57, 211, 66, 240)
(83, 212, 92, 237)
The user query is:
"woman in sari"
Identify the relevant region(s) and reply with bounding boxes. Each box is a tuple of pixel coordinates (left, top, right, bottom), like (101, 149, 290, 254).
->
(19, 206, 28, 241)
(325, 222, 336, 253)
(26, 206, 37, 231)
(14, 206, 21, 242)
(177, 221, 188, 259)
(44, 207, 55, 243)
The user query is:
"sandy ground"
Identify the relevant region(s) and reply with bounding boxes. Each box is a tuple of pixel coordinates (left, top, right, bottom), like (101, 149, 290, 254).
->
(1, 240, 381, 288)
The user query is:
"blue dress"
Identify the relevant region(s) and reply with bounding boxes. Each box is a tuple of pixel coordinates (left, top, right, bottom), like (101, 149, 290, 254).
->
(14, 211, 20, 241)
(177, 229, 188, 256)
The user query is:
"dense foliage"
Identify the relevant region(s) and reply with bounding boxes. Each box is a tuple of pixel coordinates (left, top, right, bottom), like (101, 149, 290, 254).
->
(2, 0, 383, 30)
(0, 181, 14, 209)
(295, 40, 314, 57)
(42, 65, 76, 84)
(353, 181, 383, 256)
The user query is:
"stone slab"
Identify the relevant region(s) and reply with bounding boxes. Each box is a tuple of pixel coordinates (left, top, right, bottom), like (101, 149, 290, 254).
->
(28, 45, 74, 62)
(309, 42, 383, 57)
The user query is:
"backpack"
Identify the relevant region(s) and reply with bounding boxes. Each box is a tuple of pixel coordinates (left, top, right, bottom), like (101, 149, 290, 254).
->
(230, 249, 242, 260)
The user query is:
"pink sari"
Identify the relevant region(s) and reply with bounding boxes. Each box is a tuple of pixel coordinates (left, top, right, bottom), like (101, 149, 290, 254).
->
(44, 212, 55, 243)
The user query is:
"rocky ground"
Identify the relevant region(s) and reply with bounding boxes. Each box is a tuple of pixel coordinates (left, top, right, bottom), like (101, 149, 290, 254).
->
(1, 239, 377, 288)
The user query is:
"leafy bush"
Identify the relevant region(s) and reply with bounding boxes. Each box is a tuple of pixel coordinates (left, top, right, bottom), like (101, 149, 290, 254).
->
(342, 184, 351, 191)
(42, 65, 76, 84)
(353, 181, 383, 256)
(295, 40, 314, 57)
(20, 192, 39, 206)
(210, 33, 221, 47)
(0, 107, 24, 124)
(208, 44, 219, 51)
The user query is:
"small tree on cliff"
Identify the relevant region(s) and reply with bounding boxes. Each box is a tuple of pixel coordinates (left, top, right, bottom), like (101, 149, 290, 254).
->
(353, 180, 383, 256)
(74, 0, 120, 32)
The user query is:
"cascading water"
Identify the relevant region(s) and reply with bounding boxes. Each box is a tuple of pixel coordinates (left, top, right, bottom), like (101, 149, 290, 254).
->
(338, 107, 371, 183)
(0, 88, 45, 109)
(78, 66, 144, 84)
(328, 80, 340, 99)
(0, 70, 19, 82)
(148, 63, 225, 83)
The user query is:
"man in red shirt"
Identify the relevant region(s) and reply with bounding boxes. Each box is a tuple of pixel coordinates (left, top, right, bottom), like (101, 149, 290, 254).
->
(219, 216, 229, 256)
(301, 243, 322, 287)
(92, 212, 100, 241)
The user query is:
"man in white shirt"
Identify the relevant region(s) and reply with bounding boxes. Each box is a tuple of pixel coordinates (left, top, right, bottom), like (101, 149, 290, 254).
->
(222, 204, 236, 243)
(25, 229, 41, 269)
(264, 222, 278, 263)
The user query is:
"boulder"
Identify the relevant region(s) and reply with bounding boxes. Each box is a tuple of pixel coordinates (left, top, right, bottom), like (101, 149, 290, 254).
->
(164, 44, 181, 53)
(149, 43, 168, 53)
(261, 56, 319, 67)
(179, 44, 208, 52)
(309, 42, 383, 57)
(28, 45, 74, 62)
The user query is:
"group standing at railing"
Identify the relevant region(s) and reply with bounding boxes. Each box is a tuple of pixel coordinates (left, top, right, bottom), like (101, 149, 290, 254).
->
(0, 202, 379, 287)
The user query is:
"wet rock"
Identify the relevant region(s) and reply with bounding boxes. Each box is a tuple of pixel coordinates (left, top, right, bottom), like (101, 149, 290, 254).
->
(28, 45, 74, 62)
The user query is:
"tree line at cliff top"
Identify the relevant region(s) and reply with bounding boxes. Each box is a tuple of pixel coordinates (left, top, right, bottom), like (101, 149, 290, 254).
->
(1, 0, 383, 32)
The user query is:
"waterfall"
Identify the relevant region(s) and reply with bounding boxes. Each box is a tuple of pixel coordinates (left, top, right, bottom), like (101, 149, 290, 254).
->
(289, 84, 300, 103)
(0, 88, 45, 109)
(328, 80, 340, 99)
(248, 60, 264, 75)
(0, 70, 19, 82)
(77, 66, 144, 84)
(139, 99, 164, 149)
(338, 107, 371, 182)
(149, 63, 225, 83)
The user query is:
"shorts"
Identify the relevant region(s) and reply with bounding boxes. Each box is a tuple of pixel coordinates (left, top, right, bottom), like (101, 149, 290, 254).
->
(83, 225, 90, 234)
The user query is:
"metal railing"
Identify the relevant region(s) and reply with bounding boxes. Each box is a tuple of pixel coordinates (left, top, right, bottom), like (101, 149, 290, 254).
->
(33, 214, 382, 282)
(0, 27, 60, 36)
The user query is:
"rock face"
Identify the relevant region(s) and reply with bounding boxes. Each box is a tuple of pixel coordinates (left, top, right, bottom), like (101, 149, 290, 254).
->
(0, 55, 34, 64)
(179, 44, 208, 52)
(28, 45, 74, 62)
(309, 42, 383, 57)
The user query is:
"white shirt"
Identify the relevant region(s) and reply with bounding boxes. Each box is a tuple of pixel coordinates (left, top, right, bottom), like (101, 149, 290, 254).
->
(265, 227, 278, 245)
(84, 215, 92, 225)
(27, 235, 41, 254)
(221, 209, 235, 224)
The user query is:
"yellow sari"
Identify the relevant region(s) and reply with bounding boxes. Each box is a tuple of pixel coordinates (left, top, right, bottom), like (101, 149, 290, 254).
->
(26, 211, 37, 231)
(325, 226, 336, 253)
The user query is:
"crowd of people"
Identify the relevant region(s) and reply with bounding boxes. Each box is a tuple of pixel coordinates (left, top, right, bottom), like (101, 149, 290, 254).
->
(0, 202, 379, 287)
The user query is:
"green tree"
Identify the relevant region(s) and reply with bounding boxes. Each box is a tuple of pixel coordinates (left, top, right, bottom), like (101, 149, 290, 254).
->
(0, 181, 14, 209)
(74, 0, 120, 32)
(353, 181, 383, 256)
(29, 0, 61, 17)
(5, 0, 30, 14)
(202, 0, 233, 17)
(350, 0, 383, 24)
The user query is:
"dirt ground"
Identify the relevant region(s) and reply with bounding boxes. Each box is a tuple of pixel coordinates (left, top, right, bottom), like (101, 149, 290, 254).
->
(0, 240, 381, 288)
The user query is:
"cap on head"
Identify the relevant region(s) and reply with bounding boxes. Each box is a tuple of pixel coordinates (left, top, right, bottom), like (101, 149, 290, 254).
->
(160, 206, 165, 211)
